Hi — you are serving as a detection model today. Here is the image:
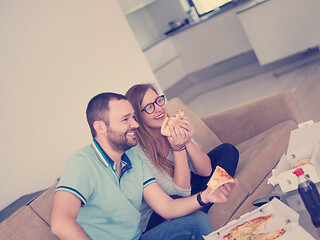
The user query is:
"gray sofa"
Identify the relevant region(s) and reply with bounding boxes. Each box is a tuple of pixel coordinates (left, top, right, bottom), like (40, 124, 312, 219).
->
(0, 90, 304, 238)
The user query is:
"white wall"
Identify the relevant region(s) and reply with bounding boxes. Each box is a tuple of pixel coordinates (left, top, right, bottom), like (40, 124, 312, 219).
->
(0, 0, 160, 210)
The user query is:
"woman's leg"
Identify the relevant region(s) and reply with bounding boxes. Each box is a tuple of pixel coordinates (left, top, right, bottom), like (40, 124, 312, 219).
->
(191, 143, 239, 195)
(144, 211, 166, 233)
(141, 211, 213, 240)
(144, 195, 182, 233)
(208, 143, 239, 177)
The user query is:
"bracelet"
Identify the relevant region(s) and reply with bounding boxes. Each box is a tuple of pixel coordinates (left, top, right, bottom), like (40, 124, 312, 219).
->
(172, 145, 186, 152)
(197, 191, 211, 207)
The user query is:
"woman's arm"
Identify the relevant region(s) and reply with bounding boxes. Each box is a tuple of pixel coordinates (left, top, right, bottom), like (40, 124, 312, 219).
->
(172, 149, 191, 189)
(168, 125, 192, 190)
(179, 116, 212, 176)
(185, 140, 212, 176)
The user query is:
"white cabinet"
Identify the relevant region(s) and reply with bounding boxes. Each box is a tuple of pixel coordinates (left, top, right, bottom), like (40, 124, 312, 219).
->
(237, 0, 320, 65)
(169, 4, 252, 73)
(154, 58, 187, 90)
(118, 0, 156, 15)
(144, 38, 178, 71)
(144, 38, 187, 90)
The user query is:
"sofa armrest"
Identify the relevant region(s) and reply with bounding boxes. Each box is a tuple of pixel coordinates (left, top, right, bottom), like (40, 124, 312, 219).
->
(201, 90, 304, 145)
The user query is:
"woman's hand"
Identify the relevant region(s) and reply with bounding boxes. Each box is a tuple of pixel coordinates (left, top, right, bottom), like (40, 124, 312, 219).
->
(177, 116, 194, 144)
(167, 125, 189, 150)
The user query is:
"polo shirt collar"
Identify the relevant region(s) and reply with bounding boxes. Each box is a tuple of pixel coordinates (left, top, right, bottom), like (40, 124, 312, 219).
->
(91, 139, 132, 175)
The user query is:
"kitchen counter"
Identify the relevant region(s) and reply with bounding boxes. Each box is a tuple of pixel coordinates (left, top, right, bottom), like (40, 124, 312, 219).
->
(142, 0, 251, 52)
(237, 0, 269, 14)
(143, 0, 254, 92)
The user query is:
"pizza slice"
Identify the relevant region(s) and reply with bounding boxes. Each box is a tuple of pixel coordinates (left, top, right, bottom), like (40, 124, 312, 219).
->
(160, 110, 184, 137)
(293, 158, 311, 168)
(249, 229, 285, 240)
(224, 228, 285, 240)
(224, 214, 273, 239)
(207, 166, 236, 193)
(223, 214, 277, 240)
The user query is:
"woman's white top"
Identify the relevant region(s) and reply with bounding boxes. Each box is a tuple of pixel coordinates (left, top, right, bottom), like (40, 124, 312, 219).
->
(133, 145, 194, 233)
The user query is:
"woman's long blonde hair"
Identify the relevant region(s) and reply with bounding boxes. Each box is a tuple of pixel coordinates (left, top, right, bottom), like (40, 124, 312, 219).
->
(125, 84, 174, 176)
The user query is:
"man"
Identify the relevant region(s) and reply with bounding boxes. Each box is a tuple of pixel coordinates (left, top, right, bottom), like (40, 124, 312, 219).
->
(50, 92, 238, 240)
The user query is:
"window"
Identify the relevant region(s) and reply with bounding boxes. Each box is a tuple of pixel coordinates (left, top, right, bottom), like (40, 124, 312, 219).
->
(191, 0, 233, 16)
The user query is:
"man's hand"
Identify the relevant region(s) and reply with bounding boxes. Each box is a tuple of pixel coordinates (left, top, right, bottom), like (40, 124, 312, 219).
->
(202, 179, 239, 204)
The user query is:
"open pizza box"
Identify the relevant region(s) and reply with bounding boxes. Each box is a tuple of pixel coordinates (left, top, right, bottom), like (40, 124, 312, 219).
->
(268, 120, 320, 192)
(204, 198, 315, 240)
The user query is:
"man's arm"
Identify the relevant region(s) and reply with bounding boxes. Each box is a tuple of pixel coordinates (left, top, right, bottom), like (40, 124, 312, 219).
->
(50, 191, 91, 240)
(143, 180, 238, 220)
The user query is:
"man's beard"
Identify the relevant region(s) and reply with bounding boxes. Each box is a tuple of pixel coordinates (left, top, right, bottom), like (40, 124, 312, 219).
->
(107, 127, 138, 152)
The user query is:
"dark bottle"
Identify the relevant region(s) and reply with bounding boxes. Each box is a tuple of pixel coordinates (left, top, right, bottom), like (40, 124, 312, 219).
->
(294, 168, 320, 228)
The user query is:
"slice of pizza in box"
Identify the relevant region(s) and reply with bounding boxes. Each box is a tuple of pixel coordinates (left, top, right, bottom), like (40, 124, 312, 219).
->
(268, 143, 320, 193)
(204, 198, 314, 240)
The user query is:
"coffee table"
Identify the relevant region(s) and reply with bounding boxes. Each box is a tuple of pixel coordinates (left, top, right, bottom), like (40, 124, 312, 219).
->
(256, 182, 320, 239)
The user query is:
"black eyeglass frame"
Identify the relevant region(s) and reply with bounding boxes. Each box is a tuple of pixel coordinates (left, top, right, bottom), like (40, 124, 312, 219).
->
(141, 95, 165, 114)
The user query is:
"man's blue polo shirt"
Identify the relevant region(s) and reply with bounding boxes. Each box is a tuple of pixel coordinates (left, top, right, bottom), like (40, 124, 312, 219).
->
(56, 139, 156, 240)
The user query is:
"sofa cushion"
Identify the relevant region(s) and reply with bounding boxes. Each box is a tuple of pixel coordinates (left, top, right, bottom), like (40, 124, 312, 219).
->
(166, 97, 222, 153)
(0, 206, 58, 240)
(29, 183, 57, 225)
(207, 184, 249, 230)
(235, 120, 297, 194)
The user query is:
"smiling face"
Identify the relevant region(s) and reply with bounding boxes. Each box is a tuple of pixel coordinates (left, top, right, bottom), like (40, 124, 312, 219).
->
(106, 99, 140, 152)
(140, 88, 167, 131)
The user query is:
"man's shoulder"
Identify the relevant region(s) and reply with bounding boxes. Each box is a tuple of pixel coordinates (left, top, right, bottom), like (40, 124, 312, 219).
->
(125, 146, 141, 160)
(126, 145, 148, 162)
(67, 144, 96, 163)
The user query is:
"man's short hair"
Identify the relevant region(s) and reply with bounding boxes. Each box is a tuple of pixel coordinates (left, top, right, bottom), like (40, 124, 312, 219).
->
(86, 92, 127, 138)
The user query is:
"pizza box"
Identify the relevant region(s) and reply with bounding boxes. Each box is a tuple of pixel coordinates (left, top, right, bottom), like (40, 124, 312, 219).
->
(287, 120, 320, 155)
(268, 121, 320, 192)
(204, 198, 314, 240)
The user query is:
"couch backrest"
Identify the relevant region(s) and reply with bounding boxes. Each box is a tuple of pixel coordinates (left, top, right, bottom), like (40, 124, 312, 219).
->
(201, 90, 304, 145)
(165, 97, 222, 153)
(0, 205, 58, 240)
(29, 183, 57, 225)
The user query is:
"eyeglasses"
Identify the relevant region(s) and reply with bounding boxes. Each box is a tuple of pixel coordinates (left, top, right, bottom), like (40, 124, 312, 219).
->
(141, 95, 165, 114)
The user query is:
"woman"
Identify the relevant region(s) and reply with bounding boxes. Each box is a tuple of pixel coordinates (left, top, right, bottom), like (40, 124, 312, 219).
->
(125, 83, 239, 233)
